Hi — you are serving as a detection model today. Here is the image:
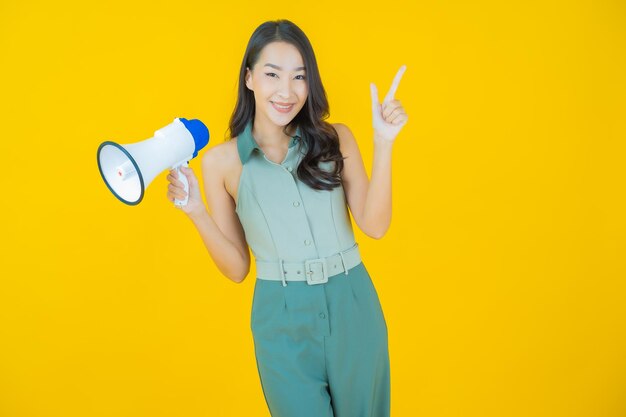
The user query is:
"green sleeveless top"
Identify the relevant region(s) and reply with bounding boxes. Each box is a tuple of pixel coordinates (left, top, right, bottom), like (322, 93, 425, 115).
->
(235, 120, 357, 264)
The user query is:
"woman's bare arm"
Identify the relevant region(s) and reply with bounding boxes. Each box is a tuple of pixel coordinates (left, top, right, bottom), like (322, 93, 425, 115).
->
(335, 123, 393, 239)
(186, 145, 251, 283)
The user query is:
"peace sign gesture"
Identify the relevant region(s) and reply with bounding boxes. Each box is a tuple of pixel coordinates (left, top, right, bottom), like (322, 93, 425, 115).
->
(371, 65, 408, 143)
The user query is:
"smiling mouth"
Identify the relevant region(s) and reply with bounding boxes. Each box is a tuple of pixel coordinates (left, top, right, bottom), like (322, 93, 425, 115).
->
(271, 102, 295, 112)
(272, 101, 294, 107)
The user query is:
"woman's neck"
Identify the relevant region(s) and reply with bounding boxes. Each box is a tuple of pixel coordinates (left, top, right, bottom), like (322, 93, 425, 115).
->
(252, 116, 296, 148)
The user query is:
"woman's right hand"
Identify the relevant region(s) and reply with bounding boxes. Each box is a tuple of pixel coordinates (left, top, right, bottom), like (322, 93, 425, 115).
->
(166, 166, 205, 217)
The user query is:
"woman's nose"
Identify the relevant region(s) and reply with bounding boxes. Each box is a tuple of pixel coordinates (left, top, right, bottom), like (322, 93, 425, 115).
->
(277, 78, 293, 97)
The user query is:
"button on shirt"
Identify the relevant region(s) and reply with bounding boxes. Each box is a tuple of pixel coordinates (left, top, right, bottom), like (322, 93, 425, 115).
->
(235, 120, 357, 263)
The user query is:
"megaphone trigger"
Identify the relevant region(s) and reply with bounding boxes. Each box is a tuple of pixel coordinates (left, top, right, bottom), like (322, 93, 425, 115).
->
(173, 160, 190, 208)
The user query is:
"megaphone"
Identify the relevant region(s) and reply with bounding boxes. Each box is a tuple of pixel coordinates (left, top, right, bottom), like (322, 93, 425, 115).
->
(97, 117, 209, 206)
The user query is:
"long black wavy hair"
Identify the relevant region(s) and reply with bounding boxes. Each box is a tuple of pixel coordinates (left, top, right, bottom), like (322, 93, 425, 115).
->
(227, 19, 344, 191)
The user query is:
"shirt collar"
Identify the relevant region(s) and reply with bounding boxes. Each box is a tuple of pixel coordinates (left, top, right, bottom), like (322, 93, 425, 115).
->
(237, 120, 302, 165)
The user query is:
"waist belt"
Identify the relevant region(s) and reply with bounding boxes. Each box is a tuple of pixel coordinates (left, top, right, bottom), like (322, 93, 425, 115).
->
(255, 243, 361, 286)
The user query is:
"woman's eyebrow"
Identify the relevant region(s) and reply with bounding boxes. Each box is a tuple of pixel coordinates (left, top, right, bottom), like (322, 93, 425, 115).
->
(264, 63, 306, 71)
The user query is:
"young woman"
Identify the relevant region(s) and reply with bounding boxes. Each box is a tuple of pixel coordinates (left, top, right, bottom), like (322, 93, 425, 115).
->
(166, 19, 407, 417)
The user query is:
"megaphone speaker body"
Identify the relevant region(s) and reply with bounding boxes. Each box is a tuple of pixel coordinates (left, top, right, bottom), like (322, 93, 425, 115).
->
(97, 118, 209, 206)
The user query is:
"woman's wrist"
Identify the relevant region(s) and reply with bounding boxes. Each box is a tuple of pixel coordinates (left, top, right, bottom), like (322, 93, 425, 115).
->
(187, 207, 209, 223)
(373, 134, 395, 148)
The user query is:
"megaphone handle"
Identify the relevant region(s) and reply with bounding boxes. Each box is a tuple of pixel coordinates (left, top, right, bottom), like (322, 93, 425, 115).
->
(174, 161, 189, 207)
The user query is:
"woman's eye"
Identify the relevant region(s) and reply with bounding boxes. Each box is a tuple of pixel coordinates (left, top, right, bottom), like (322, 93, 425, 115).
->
(264, 73, 306, 80)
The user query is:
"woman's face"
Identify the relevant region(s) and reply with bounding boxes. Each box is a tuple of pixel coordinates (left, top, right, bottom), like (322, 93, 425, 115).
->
(245, 41, 308, 127)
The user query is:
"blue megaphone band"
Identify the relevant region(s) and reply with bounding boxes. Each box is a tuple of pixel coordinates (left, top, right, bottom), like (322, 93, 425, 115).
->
(179, 118, 210, 158)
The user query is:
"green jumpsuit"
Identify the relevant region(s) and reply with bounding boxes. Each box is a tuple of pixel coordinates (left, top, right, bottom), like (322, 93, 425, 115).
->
(235, 120, 390, 417)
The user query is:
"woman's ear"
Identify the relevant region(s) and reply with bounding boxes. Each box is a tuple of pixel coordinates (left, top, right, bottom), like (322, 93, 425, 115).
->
(245, 67, 253, 91)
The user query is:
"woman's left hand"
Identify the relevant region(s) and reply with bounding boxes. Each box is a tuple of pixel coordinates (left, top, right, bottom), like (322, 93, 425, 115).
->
(371, 65, 409, 144)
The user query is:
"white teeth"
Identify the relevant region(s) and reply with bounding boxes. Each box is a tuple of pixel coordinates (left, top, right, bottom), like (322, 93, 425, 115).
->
(273, 102, 293, 109)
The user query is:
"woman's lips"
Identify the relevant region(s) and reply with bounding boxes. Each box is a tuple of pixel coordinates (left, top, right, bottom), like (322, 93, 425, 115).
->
(271, 101, 295, 113)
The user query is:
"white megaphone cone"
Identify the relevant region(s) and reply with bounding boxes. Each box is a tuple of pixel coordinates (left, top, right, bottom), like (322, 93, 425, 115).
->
(97, 117, 209, 206)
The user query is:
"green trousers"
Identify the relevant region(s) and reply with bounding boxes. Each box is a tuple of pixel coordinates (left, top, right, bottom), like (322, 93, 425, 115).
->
(250, 261, 390, 417)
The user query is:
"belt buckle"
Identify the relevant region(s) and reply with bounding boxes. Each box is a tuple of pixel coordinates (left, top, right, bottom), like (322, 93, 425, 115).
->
(304, 258, 328, 285)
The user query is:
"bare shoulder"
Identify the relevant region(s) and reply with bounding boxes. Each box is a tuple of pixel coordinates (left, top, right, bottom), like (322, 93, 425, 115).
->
(201, 137, 242, 201)
(331, 122, 360, 158)
(201, 138, 240, 176)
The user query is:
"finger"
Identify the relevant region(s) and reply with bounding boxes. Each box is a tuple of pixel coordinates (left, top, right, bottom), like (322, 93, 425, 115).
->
(172, 190, 187, 200)
(168, 190, 187, 200)
(382, 101, 402, 119)
(384, 106, 404, 122)
(175, 177, 186, 188)
(168, 184, 181, 195)
(388, 111, 403, 124)
(180, 166, 195, 182)
(390, 113, 408, 125)
(169, 184, 189, 198)
(383, 65, 407, 104)
(166, 174, 183, 188)
(370, 83, 380, 115)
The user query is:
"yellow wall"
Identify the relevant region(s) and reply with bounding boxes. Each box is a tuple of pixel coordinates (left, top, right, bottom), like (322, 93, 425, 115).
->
(1, 1, 625, 416)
